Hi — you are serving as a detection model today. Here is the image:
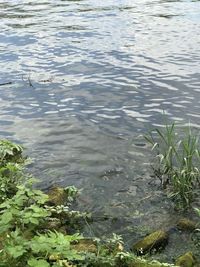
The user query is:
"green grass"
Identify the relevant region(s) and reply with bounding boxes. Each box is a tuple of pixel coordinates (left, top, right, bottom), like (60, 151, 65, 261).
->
(145, 122, 200, 209)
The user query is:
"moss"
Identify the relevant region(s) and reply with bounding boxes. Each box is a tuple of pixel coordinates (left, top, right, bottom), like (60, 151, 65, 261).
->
(133, 230, 169, 255)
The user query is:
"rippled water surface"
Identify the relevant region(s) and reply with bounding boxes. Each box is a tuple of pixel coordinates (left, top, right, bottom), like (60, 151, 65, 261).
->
(0, 0, 200, 257)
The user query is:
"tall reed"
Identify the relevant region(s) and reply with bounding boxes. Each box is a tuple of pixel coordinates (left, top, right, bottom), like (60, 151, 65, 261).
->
(145, 122, 200, 209)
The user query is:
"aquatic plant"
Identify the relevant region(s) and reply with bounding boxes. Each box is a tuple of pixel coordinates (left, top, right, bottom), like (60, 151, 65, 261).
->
(145, 122, 200, 208)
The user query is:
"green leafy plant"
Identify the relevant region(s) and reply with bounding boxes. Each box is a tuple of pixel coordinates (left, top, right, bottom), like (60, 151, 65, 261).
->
(0, 183, 85, 266)
(0, 162, 25, 201)
(64, 186, 79, 202)
(0, 184, 50, 234)
(79, 234, 125, 267)
(0, 171, 93, 266)
(0, 140, 29, 202)
(46, 204, 91, 231)
(0, 140, 87, 267)
(1, 228, 83, 266)
(145, 122, 200, 208)
(0, 139, 24, 165)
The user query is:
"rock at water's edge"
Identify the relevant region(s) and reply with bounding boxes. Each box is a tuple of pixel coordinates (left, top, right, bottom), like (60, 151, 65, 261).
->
(133, 230, 169, 255)
(47, 186, 68, 206)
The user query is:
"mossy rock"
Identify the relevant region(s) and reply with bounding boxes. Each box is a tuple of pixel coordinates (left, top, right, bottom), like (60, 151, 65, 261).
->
(177, 219, 197, 232)
(133, 230, 169, 255)
(47, 186, 69, 206)
(175, 252, 195, 267)
(71, 239, 97, 253)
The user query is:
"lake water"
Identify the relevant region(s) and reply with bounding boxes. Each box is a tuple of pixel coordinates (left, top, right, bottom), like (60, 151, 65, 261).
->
(0, 0, 200, 259)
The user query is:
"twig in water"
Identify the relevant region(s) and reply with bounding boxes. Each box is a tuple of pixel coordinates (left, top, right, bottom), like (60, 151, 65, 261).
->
(0, 81, 12, 86)
(22, 74, 34, 87)
(28, 75, 34, 87)
(39, 77, 53, 83)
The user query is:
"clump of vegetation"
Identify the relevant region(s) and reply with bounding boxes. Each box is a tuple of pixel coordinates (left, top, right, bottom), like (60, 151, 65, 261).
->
(145, 122, 200, 209)
(0, 140, 88, 266)
(0, 140, 27, 202)
(0, 139, 24, 163)
(0, 139, 192, 267)
(0, 139, 137, 267)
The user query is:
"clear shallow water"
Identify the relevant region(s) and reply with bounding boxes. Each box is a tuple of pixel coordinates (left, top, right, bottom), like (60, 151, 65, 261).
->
(0, 0, 200, 258)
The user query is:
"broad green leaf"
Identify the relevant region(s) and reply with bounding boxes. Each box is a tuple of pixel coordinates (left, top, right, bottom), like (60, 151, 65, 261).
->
(1, 211, 13, 224)
(7, 245, 26, 258)
(28, 258, 50, 267)
(29, 217, 39, 225)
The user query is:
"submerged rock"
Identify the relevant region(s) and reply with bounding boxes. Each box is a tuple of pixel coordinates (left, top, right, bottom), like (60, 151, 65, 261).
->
(133, 230, 169, 255)
(175, 252, 195, 267)
(177, 219, 197, 232)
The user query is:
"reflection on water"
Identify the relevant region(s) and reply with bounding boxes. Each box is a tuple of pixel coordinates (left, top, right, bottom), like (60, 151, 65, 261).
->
(0, 0, 200, 256)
